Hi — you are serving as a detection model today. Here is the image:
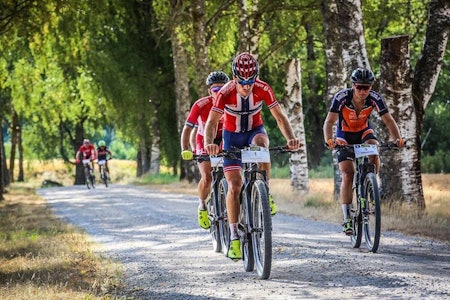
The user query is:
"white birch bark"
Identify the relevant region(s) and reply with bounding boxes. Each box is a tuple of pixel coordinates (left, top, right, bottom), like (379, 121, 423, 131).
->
(284, 58, 308, 193)
(379, 35, 425, 208)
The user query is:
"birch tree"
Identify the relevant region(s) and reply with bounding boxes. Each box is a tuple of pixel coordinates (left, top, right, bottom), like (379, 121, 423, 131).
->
(284, 58, 308, 192)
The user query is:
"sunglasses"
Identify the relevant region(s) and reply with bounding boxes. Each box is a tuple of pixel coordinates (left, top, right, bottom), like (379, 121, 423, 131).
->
(237, 78, 256, 86)
(210, 86, 223, 93)
(355, 85, 371, 91)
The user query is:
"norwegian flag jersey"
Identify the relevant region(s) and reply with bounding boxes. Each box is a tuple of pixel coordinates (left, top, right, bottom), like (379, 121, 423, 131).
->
(212, 79, 279, 133)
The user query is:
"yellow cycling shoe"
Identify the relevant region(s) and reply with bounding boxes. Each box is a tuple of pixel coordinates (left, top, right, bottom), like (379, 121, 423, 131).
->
(198, 208, 210, 229)
(269, 194, 278, 216)
(227, 239, 242, 261)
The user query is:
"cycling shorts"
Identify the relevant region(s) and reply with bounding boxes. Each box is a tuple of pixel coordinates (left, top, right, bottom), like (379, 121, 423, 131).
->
(336, 128, 378, 162)
(222, 125, 268, 171)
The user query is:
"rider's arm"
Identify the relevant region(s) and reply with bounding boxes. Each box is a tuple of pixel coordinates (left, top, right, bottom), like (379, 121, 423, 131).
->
(204, 110, 222, 154)
(180, 125, 194, 151)
(381, 112, 402, 141)
(323, 111, 339, 143)
(190, 127, 198, 151)
(270, 105, 301, 149)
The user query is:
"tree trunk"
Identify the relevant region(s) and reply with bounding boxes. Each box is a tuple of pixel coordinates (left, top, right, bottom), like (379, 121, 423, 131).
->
(284, 58, 308, 193)
(9, 109, 18, 183)
(338, 0, 371, 71)
(379, 35, 425, 208)
(169, 7, 196, 182)
(237, 0, 251, 52)
(191, 0, 210, 95)
(0, 126, 5, 200)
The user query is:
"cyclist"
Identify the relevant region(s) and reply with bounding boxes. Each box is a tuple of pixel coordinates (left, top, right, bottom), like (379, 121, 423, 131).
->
(97, 140, 113, 179)
(204, 52, 301, 260)
(76, 138, 97, 170)
(180, 71, 230, 230)
(322, 67, 405, 235)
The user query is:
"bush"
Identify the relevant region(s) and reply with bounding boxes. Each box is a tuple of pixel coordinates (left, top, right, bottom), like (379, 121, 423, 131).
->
(421, 150, 450, 173)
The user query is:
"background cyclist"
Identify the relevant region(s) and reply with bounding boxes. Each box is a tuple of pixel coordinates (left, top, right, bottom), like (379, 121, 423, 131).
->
(180, 71, 230, 230)
(76, 138, 97, 170)
(322, 67, 405, 235)
(204, 52, 301, 260)
(97, 140, 113, 179)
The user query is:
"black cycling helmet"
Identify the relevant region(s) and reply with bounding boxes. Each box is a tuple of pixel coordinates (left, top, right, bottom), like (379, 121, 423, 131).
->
(351, 68, 375, 84)
(232, 52, 259, 81)
(206, 71, 230, 86)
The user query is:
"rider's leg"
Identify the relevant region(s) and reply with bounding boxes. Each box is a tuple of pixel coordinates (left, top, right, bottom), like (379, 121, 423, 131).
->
(365, 139, 380, 173)
(197, 161, 212, 210)
(225, 169, 243, 240)
(339, 160, 354, 234)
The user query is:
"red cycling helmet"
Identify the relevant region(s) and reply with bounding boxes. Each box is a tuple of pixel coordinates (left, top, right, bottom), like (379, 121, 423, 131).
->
(232, 52, 259, 81)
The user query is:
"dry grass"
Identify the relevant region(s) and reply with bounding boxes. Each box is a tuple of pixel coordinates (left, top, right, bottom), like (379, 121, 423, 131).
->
(0, 186, 123, 299)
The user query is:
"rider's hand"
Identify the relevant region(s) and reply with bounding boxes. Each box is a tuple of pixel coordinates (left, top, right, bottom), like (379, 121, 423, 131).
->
(205, 144, 219, 155)
(326, 138, 335, 150)
(396, 138, 406, 148)
(181, 150, 194, 160)
(76, 159, 80, 164)
(287, 139, 301, 150)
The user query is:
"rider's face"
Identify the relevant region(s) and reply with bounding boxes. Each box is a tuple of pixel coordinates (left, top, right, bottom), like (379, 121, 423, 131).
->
(235, 77, 255, 97)
(353, 83, 371, 100)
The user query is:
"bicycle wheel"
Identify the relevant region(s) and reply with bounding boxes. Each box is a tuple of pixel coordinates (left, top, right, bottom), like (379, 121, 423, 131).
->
(240, 188, 254, 272)
(102, 169, 109, 187)
(362, 173, 381, 252)
(208, 188, 221, 253)
(350, 187, 362, 248)
(218, 178, 230, 255)
(250, 179, 272, 279)
(84, 167, 92, 189)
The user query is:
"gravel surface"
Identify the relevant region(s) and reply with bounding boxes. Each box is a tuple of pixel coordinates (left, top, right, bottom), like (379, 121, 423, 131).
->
(38, 184, 450, 299)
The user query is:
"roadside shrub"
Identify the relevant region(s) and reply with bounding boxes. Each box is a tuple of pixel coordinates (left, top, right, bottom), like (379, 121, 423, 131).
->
(421, 150, 450, 173)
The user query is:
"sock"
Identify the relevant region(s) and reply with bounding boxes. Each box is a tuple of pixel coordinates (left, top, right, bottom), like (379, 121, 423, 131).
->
(342, 204, 351, 220)
(229, 223, 239, 240)
(198, 199, 206, 211)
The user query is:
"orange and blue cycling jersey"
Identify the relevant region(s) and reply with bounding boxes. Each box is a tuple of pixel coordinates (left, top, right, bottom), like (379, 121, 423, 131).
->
(329, 88, 389, 144)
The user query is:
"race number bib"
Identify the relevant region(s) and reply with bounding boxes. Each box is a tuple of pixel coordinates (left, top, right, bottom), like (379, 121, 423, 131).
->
(354, 144, 379, 158)
(210, 156, 223, 167)
(241, 147, 270, 163)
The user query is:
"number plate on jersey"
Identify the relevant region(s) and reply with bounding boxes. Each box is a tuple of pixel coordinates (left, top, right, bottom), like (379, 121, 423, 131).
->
(354, 144, 379, 158)
(241, 147, 270, 163)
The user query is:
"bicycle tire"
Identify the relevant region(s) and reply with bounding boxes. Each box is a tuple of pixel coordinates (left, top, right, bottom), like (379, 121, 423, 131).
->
(250, 179, 272, 279)
(362, 173, 381, 252)
(102, 168, 109, 187)
(84, 167, 92, 189)
(208, 188, 221, 253)
(240, 188, 254, 272)
(350, 186, 362, 248)
(218, 178, 230, 255)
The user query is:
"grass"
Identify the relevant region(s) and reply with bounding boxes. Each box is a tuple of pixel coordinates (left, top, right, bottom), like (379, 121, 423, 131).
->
(0, 186, 122, 300)
(1, 159, 449, 298)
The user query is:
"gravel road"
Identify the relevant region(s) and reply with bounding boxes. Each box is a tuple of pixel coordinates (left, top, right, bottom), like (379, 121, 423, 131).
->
(37, 184, 450, 300)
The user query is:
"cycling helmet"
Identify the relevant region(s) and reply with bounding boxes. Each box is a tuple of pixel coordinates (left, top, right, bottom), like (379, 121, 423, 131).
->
(232, 52, 259, 81)
(206, 71, 229, 86)
(98, 140, 106, 147)
(83, 139, 90, 144)
(351, 68, 375, 84)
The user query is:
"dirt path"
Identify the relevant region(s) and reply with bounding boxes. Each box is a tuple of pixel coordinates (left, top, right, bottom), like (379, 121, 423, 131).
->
(38, 185, 450, 299)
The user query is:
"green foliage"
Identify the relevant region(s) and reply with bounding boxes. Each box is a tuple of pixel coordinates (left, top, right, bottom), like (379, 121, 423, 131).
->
(135, 172, 179, 185)
(421, 151, 450, 173)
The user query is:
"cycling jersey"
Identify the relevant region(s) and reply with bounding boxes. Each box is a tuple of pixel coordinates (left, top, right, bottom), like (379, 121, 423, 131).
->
(212, 79, 279, 133)
(97, 146, 111, 160)
(78, 144, 96, 160)
(185, 95, 223, 139)
(329, 88, 389, 139)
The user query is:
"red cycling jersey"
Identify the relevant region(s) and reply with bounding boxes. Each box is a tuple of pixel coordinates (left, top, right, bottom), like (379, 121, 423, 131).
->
(77, 144, 96, 160)
(185, 95, 223, 139)
(212, 79, 279, 133)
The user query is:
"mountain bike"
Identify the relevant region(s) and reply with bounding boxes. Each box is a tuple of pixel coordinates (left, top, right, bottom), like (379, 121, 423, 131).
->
(98, 158, 111, 187)
(193, 155, 229, 254)
(225, 146, 293, 280)
(81, 159, 95, 189)
(335, 142, 399, 253)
